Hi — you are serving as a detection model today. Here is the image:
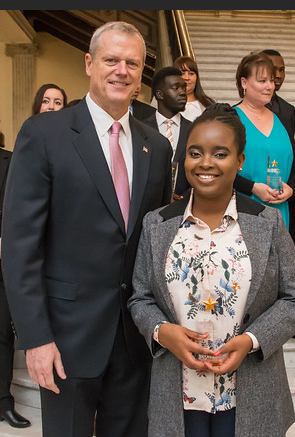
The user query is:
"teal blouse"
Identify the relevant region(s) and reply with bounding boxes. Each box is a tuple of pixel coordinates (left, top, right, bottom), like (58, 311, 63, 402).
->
(235, 107, 293, 228)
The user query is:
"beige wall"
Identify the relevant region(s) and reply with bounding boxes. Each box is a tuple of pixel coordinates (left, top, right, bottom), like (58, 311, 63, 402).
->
(0, 31, 90, 151)
(34, 32, 89, 104)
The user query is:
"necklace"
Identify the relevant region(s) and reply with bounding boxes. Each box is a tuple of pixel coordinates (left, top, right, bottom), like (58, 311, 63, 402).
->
(240, 103, 265, 120)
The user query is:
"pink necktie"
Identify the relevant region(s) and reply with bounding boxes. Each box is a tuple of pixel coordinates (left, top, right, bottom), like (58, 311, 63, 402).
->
(109, 121, 130, 230)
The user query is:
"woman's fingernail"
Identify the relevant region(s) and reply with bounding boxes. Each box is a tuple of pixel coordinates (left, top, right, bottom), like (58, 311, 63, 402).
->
(213, 350, 220, 356)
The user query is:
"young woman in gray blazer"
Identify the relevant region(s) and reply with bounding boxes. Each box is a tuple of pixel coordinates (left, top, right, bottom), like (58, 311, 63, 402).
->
(129, 103, 295, 437)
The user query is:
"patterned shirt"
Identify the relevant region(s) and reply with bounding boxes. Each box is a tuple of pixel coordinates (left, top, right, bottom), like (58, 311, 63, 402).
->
(165, 190, 252, 413)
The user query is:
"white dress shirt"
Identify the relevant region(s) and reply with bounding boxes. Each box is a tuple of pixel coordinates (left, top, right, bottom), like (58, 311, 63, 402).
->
(86, 92, 133, 194)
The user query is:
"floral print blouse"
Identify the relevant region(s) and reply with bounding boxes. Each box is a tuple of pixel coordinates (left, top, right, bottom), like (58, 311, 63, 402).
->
(165, 190, 252, 413)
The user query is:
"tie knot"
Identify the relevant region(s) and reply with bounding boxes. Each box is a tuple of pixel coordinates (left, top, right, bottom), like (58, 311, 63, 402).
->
(111, 121, 121, 135)
(165, 119, 173, 127)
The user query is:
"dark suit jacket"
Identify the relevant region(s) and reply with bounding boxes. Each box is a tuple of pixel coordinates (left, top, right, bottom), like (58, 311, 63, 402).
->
(142, 113, 191, 196)
(0, 148, 11, 281)
(269, 94, 295, 242)
(131, 99, 156, 121)
(1, 97, 172, 377)
(267, 93, 295, 139)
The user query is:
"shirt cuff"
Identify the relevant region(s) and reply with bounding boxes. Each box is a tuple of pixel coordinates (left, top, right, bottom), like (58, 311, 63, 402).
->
(244, 331, 260, 353)
(153, 321, 169, 347)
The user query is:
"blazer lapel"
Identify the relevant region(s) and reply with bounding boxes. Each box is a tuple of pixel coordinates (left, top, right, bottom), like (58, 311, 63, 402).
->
(71, 101, 125, 232)
(150, 216, 183, 321)
(238, 212, 273, 312)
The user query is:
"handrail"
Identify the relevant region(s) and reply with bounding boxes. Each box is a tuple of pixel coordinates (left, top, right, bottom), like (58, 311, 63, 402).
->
(172, 10, 196, 60)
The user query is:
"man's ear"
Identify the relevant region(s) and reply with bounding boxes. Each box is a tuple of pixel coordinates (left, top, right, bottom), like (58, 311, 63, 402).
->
(155, 89, 164, 101)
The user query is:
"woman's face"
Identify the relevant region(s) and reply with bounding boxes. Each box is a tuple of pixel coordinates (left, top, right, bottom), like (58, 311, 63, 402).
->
(185, 120, 245, 201)
(241, 66, 275, 106)
(39, 88, 65, 113)
(180, 63, 197, 97)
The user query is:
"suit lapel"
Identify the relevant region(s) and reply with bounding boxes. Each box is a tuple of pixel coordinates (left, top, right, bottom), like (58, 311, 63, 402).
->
(127, 116, 151, 238)
(173, 116, 190, 163)
(71, 102, 125, 232)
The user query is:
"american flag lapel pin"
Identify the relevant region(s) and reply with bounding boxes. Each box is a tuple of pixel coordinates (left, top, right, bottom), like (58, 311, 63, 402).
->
(143, 146, 148, 153)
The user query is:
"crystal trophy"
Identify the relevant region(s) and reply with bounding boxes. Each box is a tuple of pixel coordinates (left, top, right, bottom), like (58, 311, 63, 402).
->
(171, 161, 179, 195)
(267, 156, 282, 193)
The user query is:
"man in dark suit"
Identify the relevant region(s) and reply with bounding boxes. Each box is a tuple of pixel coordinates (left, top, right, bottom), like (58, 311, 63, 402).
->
(143, 66, 192, 199)
(1, 21, 172, 437)
(129, 84, 156, 120)
(262, 49, 295, 243)
(262, 49, 295, 136)
(0, 140, 30, 429)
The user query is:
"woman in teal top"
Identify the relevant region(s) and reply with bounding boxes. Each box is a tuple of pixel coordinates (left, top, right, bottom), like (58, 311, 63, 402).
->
(233, 51, 293, 228)
(235, 106, 293, 227)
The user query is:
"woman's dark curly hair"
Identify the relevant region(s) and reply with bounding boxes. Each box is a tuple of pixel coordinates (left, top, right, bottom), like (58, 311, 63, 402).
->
(187, 102, 246, 155)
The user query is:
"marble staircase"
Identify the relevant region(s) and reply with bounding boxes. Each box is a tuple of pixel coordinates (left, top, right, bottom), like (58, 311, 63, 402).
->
(183, 10, 295, 107)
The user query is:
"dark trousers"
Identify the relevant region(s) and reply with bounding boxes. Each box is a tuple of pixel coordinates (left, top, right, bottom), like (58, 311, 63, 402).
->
(40, 315, 150, 437)
(184, 408, 236, 437)
(0, 280, 15, 413)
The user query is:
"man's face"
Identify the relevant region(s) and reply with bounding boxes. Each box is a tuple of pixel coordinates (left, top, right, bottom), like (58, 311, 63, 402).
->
(85, 29, 144, 114)
(158, 75, 187, 114)
(266, 54, 285, 92)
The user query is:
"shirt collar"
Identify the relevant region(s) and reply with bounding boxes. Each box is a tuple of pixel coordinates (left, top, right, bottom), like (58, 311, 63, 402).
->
(181, 189, 238, 226)
(156, 111, 181, 128)
(86, 92, 131, 138)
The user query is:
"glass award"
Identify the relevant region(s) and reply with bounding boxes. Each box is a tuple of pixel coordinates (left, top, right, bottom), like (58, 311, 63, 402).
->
(267, 156, 282, 193)
(171, 161, 179, 195)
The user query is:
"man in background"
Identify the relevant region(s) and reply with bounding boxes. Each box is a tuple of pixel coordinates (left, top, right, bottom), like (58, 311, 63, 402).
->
(143, 66, 191, 199)
(129, 83, 156, 120)
(262, 49, 295, 136)
(262, 49, 295, 243)
(0, 132, 30, 429)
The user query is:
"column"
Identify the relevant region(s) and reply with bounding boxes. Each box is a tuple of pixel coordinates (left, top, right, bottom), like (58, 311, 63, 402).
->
(5, 43, 38, 143)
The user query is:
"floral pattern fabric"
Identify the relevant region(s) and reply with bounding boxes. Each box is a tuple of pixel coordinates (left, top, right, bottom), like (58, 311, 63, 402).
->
(165, 190, 252, 413)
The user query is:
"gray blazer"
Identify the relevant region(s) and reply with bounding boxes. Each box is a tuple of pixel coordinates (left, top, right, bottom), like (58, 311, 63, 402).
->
(128, 193, 295, 437)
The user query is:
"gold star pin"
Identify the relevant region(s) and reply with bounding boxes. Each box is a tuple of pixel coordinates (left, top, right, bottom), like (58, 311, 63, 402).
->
(271, 160, 278, 167)
(203, 296, 217, 311)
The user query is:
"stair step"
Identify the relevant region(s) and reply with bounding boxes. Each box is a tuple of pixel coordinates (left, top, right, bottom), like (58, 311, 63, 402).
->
(184, 10, 295, 106)
(11, 368, 41, 409)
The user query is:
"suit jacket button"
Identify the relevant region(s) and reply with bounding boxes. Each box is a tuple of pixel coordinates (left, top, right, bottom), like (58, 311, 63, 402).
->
(121, 283, 127, 290)
(243, 313, 250, 324)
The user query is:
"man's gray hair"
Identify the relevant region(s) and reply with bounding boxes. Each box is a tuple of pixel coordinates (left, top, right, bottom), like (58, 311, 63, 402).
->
(89, 21, 146, 65)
